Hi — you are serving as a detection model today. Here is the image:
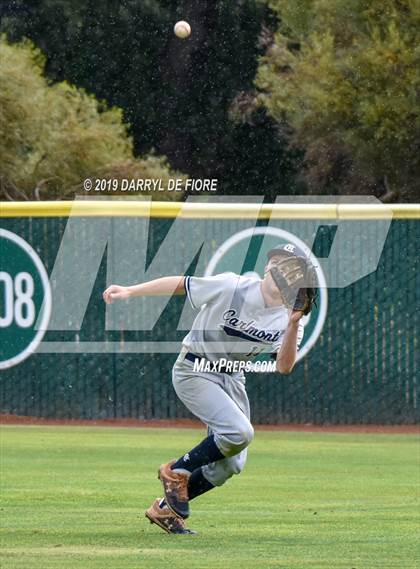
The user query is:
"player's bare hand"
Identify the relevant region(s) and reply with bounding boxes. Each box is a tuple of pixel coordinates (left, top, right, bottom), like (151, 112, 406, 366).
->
(103, 285, 130, 304)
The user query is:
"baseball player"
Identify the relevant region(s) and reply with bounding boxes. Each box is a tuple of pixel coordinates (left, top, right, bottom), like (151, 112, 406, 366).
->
(103, 243, 317, 534)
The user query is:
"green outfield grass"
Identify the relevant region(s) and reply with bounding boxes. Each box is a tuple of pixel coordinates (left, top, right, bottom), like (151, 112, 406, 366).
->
(0, 425, 419, 569)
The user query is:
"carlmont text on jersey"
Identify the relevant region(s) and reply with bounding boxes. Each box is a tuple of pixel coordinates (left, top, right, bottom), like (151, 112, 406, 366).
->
(222, 309, 281, 342)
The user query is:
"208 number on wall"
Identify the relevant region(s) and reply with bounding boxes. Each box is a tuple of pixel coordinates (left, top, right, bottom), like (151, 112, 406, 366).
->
(0, 272, 35, 328)
(0, 229, 51, 369)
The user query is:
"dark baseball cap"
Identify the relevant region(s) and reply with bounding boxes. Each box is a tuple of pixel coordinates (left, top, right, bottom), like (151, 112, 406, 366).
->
(266, 243, 307, 259)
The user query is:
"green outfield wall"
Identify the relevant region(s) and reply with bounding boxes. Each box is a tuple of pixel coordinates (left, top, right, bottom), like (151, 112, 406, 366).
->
(0, 202, 419, 424)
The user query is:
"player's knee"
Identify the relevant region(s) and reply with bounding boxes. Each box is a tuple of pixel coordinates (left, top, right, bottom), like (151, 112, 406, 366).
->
(229, 458, 245, 476)
(235, 422, 254, 450)
(223, 423, 254, 456)
(202, 453, 247, 486)
(216, 461, 243, 483)
(241, 423, 254, 447)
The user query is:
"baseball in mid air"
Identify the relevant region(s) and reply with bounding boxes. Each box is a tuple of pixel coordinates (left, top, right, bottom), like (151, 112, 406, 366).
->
(174, 20, 191, 39)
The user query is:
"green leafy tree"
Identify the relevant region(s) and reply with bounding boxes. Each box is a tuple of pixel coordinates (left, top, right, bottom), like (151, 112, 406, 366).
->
(0, 36, 185, 200)
(1, 0, 301, 199)
(256, 0, 420, 200)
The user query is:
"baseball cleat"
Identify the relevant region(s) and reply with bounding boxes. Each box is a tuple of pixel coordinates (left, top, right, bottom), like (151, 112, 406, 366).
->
(158, 460, 190, 519)
(145, 498, 196, 535)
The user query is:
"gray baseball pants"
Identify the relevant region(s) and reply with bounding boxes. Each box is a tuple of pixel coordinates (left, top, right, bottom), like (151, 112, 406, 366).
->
(172, 354, 254, 487)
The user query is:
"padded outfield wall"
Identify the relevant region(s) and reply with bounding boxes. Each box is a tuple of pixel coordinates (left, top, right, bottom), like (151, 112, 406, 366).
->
(0, 201, 419, 424)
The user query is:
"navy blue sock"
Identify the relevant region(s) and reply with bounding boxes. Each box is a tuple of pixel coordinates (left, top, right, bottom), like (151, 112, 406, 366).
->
(171, 434, 225, 473)
(187, 467, 215, 500)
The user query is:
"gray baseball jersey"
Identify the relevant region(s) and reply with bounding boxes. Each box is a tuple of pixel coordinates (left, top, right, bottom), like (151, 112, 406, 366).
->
(183, 272, 304, 362)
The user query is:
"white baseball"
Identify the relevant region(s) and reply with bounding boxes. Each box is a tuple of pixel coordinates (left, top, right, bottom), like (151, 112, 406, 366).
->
(174, 20, 191, 39)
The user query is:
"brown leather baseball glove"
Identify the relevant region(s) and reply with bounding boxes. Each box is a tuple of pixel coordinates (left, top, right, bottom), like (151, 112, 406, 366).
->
(269, 256, 318, 315)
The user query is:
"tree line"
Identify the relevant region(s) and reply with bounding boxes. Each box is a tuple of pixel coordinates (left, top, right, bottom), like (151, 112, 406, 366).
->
(0, 0, 418, 201)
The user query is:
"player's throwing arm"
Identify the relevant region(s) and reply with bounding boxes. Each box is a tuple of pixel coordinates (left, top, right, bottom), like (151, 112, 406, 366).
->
(103, 276, 186, 303)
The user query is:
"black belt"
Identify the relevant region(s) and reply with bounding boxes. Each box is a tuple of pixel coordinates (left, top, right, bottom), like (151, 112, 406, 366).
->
(184, 352, 234, 375)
